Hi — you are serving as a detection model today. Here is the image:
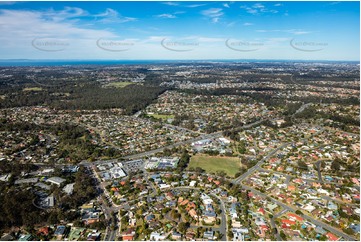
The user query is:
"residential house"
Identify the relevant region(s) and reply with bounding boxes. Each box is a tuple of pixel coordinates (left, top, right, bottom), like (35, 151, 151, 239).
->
(189, 209, 198, 219)
(171, 231, 182, 240)
(203, 231, 214, 240)
(47, 177, 66, 186)
(54, 225, 67, 239)
(87, 231, 101, 241)
(0, 234, 14, 241)
(326, 232, 339, 241)
(18, 235, 32, 241)
(122, 228, 135, 241)
(150, 232, 166, 241)
(232, 228, 249, 241)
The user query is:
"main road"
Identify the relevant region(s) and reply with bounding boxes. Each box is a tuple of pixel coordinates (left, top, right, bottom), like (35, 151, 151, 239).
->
(80, 119, 265, 166)
(233, 142, 290, 184)
(122, 119, 264, 161)
(88, 166, 119, 241)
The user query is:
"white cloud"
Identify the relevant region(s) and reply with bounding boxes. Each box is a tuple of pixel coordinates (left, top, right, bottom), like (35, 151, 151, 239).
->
(0, 8, 131, 59)
(146, 36, 170, 42)
(265, 37, 290, 43)
(243, 22, 254, 26)
(241, 4, 279, 15)
(252, 3, 265, 9)
(223, 3, 230, 8)
(212, 18, 220, 23)
(0, 9, 117, 40)
(290, 31, 310, 35)
(95, 8, 136, 23)
(274, 3, 283, 7)
(162, 2, 179, 6)
(145, 35, 223, 44)
(256, 29, 311, 35)
(246, 8, 258, 15)
(197, 37, 224, 43)
(201, 8, 224, 23)
(155, 13, 177, 19)
(201, 8, 223, 17)
(185, 4, 207, 8)
(44, 7, 88, 22)
(226, 21, 237, 27)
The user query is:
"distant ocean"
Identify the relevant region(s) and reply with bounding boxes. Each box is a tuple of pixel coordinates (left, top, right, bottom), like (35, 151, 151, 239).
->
(0, 60, 173, 67)
(0, 59, 358, 67)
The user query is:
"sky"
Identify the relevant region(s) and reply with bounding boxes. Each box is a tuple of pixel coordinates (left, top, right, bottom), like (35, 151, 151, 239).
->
(0, 1, 359, 61)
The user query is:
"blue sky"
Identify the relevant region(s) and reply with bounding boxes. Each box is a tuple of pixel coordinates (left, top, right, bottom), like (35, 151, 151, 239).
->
(0, 1, 359, 61)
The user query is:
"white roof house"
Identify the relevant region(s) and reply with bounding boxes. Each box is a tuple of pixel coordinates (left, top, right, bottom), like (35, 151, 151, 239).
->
(47, 177, 66, 186)
(63, 183, 75, 195)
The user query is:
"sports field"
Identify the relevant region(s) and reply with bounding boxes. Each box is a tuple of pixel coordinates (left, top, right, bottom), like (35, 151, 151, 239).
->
(188, 155, 241, 177)
(23, 87, 43, 91)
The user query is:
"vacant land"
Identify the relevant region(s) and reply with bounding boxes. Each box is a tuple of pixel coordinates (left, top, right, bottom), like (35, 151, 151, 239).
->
(188, 155, 240, 177)
(105, 82, 135, 88)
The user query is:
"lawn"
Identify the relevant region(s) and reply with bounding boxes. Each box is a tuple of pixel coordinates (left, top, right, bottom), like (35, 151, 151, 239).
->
(188, 155, 241, 177)
(147, 113, 175, 121)
(105, 82, 135, 88)
(68, 227, 85, 241)
(23, 87, 43, 91)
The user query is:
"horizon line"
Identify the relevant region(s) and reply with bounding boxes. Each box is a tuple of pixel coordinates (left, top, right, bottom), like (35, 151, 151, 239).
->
(0, 58, 359, 63)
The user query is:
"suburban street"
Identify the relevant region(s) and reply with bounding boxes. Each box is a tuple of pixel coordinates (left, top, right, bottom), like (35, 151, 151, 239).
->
(229, 124, 358, 241)
(165, 186, 228, 241)
(233, 142, 290, 184)
(89, 166, 119, 241)
(241, 184, 356, 241)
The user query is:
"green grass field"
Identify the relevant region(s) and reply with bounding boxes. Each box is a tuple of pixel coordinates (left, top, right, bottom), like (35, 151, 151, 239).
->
(105, 82, 135, 88)
(23, 87, 43, 91)
(147, 113, 175, 120)
(188, 155, 241, 177)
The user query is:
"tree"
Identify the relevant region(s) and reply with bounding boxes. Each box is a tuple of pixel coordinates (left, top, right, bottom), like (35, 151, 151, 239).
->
(171, 210, 181, 221)
(238, 141, 246, 154)
(227, 219, 232, 227)
(280, 231, 287, 240)
(343, 227, 355, 235)
(195, 167, 205, 173)
(331, 160, 341, 171)
(295, 210, 303, 215)
(178, 222, 189, 234)
(177, 149, 191, 171)
(297, 160, 308, 170)
(227, 230, 233, 239)
(163, 148, 172, 156)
